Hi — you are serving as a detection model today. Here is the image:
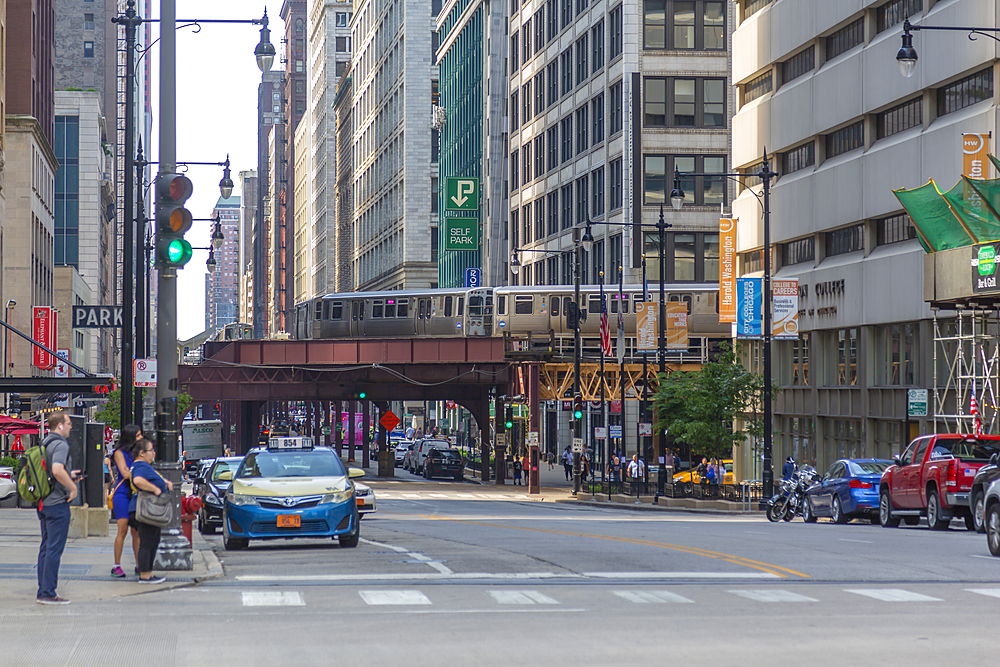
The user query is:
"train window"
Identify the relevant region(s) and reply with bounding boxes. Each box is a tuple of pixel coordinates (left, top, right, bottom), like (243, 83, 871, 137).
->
(331, 302, 343, 320)
(315, 302, 322, 320)
(514, 296, 533, 314)
(610, 298, 618, 314)
(485, 296, 493, 314)
(497, 296, 505, 315)
(588, 295, 601, 314)
(418, 299, 426, 319)
(384, 300, 396, 318)
(469, 296, 483, 316)
(372, 299, 384, 318)
(683, 295, 692, 314)
(444, 296, 453, 318)
(352, 302, 359, 320)
(397, 299, 409, 317)
(551, 296, 560, 316)
(623, 296, 630, 313)
(326, 301, 334, 320)
(457, 297, 464, 316)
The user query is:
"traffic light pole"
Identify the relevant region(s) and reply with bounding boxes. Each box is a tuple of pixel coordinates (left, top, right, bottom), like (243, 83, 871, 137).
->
(153, 0, 191, 571)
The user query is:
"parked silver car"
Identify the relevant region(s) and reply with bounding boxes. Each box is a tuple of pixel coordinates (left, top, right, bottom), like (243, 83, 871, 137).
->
(0, 466, 16, 502)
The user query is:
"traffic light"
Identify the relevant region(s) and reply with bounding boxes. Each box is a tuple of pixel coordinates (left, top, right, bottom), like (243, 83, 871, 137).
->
(155, 173, 194, 268)
(572, 395, 584, 420)
(9, 393, 21, 414)
(566, 300, 578, 330)
(504, 406, 513, 429)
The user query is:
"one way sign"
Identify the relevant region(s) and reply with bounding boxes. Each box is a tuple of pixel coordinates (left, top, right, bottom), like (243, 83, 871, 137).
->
(72, 306, 123, 329)
(446, 178, 479, 210)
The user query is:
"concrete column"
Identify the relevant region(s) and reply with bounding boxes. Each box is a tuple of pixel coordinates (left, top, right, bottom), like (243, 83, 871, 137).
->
(362, 401, 371, 468)
(348, 401, 356, 461)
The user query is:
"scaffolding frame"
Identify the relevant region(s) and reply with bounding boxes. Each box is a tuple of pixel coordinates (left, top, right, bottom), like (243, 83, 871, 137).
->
(933, 308, 1000, 435)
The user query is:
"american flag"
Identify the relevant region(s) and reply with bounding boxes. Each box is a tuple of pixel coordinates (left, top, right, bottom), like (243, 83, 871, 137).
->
(972, 377, 982, 436)
(600, 294, 612, 357)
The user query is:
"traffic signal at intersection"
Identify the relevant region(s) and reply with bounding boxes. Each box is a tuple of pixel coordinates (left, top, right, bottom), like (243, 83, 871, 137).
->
(504, 406, 514, 429)
(573, 395, 583, 420)
(156, 173, 194, 268)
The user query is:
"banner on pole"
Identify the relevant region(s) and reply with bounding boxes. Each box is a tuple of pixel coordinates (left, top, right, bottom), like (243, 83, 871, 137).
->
(665, 302, 689, 350)
(736, 277, 762, 339)
(635, 301, 658, 352)
(719, 217, 737, 323)
(772, 279, 799, 339)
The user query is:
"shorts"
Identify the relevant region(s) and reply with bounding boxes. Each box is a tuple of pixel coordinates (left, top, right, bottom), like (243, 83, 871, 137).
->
(112, 492, 132, 521)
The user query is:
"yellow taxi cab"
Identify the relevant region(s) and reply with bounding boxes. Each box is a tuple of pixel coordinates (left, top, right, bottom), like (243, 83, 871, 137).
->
(673, 459, 734, 485)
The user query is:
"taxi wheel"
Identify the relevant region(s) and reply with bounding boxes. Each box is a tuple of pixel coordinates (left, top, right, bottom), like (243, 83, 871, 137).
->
(339, 532, 359, 548)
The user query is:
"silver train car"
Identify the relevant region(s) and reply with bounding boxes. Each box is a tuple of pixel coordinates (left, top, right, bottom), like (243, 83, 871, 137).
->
(293, 288, 494, 339)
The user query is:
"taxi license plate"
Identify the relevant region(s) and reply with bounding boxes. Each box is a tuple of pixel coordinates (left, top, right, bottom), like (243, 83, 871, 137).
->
(277, 515, 300, 528)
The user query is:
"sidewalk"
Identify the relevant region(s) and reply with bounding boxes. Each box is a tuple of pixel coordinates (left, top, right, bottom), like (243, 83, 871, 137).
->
(0, 505, 222, 606)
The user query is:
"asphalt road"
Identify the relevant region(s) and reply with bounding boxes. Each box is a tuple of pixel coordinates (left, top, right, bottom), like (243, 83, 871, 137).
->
(12, 476, 1000, 666)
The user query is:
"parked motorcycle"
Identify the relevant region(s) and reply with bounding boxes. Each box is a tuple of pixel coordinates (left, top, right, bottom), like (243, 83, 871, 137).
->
(766, 465, 819, 522)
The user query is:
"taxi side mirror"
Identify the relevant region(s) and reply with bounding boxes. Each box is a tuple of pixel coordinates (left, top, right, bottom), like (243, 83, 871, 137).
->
(348, 468, 365, 479)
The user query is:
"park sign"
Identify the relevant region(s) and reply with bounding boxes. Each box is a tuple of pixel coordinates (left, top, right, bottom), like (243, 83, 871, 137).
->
(445, 177, 480, 210)
(444, 218, 480, 251)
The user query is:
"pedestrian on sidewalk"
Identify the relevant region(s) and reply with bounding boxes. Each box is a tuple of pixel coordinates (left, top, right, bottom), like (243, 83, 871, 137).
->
(627, 454, 644, 496)
(110, 424, 141, 579)
(35, 411, 79, 605)
(522, 455, 529, 485)
(547, 451, 554, 470)
(561, 446, 573, 481)
(129, 438, 173, 584)
(608, 455, 622, 493)
(512, 456, 522, 485)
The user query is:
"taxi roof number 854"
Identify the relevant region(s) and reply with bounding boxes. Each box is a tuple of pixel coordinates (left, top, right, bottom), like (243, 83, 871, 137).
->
(222, 437, 365, 550)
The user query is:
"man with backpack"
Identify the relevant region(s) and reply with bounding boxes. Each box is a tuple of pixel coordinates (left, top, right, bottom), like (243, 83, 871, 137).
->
(34, 412, 78, 605)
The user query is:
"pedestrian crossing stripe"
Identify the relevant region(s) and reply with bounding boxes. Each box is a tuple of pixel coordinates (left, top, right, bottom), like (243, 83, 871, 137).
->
(489, 590, 559, 604)
(359, 590, 432, 605)
(613, 591, 693, 604)
(844, 589, 942, 602)
(729, 589, 818, 603)
(966, 588, 1000, 599)
(241, 591, 304, 607)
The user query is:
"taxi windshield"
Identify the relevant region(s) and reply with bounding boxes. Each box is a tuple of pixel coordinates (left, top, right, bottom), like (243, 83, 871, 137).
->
(211, 460, 240, 481)
(237, 450, 346, 479)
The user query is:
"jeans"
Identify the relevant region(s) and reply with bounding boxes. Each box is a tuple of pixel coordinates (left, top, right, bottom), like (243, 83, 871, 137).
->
(135, 519, 162, 574)
(37, 501, 71, 599)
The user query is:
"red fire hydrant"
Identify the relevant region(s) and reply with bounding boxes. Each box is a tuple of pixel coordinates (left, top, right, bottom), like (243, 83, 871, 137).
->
(181, 495, 202, 544)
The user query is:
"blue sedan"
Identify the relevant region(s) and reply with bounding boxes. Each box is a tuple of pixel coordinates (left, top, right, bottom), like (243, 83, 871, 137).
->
(803, 459, 892, 524)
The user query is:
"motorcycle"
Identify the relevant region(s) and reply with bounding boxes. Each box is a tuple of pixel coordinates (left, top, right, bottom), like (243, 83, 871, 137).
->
(766, 465, 819, 522)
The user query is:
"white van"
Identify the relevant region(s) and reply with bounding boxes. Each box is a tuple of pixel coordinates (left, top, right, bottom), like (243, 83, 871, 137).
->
(412, 438, 451, 473)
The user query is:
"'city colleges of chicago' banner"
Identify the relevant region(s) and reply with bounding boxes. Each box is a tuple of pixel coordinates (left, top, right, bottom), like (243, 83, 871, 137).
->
(719, 218, 737, 323)
(736, 277, 761, 338)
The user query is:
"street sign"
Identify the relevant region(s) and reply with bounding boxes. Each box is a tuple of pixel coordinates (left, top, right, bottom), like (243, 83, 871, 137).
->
(907, 388, 928, 417)
(572, 438, 584, 453)
(445, 177, 480, 210)
(230, 425, 236, 434)
(322, 426, 331, 435)
(638, 422, 653, 436)
(444, 218, 479, 251)
(72, 305, 123, 328)
(134, 358, 157, 387)
(527, 431, 539, 446)
(595, 427, 607, 439)
(609, 425, 622, 438)
(465, 267, 482, 288)
(496, 432, 507, 448)
(54, 349, 70, 379)
(379, 410, 400, 432)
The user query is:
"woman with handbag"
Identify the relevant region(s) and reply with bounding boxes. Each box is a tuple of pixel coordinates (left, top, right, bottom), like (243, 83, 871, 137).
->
(110, 424, 142, 578)
(129, 438, 173, 584)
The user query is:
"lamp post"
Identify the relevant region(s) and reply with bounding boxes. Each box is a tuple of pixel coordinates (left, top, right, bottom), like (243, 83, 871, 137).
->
(670, 152, 778, 504)
(896, 18, 1000, 78)
(655, 204, 670, 498)
(3, 300, 13, 454)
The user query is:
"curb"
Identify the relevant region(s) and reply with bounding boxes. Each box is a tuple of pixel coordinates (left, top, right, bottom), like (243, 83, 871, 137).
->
(553, 497, 764, 515)
(194, 548, 224, 583)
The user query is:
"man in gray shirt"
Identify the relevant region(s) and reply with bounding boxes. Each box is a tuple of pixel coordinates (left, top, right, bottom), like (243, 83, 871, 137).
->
(36, 412, 78, 605)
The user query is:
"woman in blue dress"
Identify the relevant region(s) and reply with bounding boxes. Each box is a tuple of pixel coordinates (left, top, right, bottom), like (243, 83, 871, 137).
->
(110, 424, 142, 578)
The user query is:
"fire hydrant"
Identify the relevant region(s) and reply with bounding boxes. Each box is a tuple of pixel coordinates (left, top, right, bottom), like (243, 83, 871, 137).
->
(181, 495, 202, 544)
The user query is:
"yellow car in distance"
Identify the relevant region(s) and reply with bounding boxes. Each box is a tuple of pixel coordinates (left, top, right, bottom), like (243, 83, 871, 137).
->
(673, 460, 734, 485)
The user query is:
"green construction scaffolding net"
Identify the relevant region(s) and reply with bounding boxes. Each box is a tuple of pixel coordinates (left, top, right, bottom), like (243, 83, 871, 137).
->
(893, 155, 1000, 252)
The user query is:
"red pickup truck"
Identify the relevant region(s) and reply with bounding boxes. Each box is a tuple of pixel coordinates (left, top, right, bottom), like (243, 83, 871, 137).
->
(879, 434, 1000, 530)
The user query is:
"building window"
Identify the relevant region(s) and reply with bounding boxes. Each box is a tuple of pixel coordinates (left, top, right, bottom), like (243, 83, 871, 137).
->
(510, 31, 519, 74)
(645, 77, 726, 127)
(743, 0, 771, 19)
(522, 202, 533, 244)
(877, 0, 921, 34)
(826, 120, 864, 158)
(336, 37, 350, 52)
(782, 237, 815, 265)
(576, 105, 589, 154)
(547, 256, 560, 285)
(826, 224, 864, 256)
(742, 70, 772, 104)
(336, 61, 348, 77)
(877, 213, 916, 246)
(592, 20, 605, 72)
(548, 192, 560, 235)
(875, 323, 916, 385)
(576, 176, 589, 226)
(561, 184, 574, 229)
(610, 4, 623, 58)
(576, 0, 589, 16)
(781, 47, 814, 85)
(295, 60, 304, 73)
(547, 0, 559, 40)
(783, 142, 815, 174)
(510, 90, 519, 131)
(561, 50, 573, 95)
(535, 198, 545, 240)
(523, 143, 532, 182)
(84, 13, 94, 30)
(511, 208, 519, 247)
(547, 62, 559, 106)
(561, 0, 573, 29)
(295, 79, 305, 94)
(834, 328, 860, 386)
(295, 38, 304, 53)
(522, 82, 533, 123)
(938, 68, 994, 117)
(644, 0, 725, 50)
(522, 18, 533, 63)
(643, 231, 720, 282)
(878, 97, 922, 139)
(511, 149, 520, 188)
(644, 155, 726, 207)
(535, 8, 545, 52)
(575, 34, 589, 85)
(561, 116, 573, 163)
(296, 100, 305, 114)
(534, 135, 544, 178)
(592, 94, 605, 144)
(609, 80, 623, 134)
(83, 41, 94, 58)
(592, 167, 605, 216)
(534, 72, 545, 115)
(547, 126, 559, 171)
(610, 158, 623, 210)
(336, 12, 349, 26)
(826, 17, 864, 60)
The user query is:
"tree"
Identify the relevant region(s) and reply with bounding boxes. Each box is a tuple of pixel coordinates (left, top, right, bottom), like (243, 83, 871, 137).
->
(652, 342, 777, 461)
(94, 386, 193, 431)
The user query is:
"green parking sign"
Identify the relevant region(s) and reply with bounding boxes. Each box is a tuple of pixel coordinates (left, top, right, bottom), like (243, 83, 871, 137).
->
(444, 219, 480, 251)
(446, 178, 480, 210)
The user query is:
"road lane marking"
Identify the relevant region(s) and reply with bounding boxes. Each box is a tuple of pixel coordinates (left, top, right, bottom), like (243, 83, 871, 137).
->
(419, 515, 809, 579)
(966, 588, 1000, 599)
(241, 591, 304, 607)
(235, 571, 780, 582)
(359, 590, 432, 605)
(614, 591, 693, 604)
(838, 539, 873, 544)
(729, 589, 817, 603)
(489, 590, 559, 604)
(845, 589, 942, 602)
(585, 572, 778, 579)
(360, 537, 454, 575)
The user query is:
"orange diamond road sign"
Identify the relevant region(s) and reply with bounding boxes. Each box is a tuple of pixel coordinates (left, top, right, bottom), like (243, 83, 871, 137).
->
(379, 410, 400, 432)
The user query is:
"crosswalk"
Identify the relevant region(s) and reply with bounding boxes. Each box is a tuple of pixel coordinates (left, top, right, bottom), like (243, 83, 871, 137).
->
(238, 587, 1000, 608)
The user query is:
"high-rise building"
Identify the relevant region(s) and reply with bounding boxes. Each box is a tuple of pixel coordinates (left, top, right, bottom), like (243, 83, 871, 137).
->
(8, 0, 55, 148)
(293, 117, 311, 305)
(206, 195, 241, 331)
(239, 169, 257, 326)
(308, 0, 353, 296)
(731, 0, 998, 475)
(253, 70, 284, 338)
(333, 66, 353, 292)
(350, 0, 440, 290)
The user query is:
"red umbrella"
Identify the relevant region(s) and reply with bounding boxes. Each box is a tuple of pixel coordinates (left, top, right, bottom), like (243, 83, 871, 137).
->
(11, 435, 23, 452)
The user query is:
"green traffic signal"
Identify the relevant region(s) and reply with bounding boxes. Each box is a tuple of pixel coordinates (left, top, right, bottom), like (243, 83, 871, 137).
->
(359, 391, 367, 399)
(158, 237, 193, 267)
(504, 407, 513, 429)
(573, 407, 583, 419)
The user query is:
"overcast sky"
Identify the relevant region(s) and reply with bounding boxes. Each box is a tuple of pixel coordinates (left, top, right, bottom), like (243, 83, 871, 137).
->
(150, 0, 286, 339)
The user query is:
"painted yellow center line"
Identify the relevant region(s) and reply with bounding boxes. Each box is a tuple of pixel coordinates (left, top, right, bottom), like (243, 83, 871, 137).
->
(420, 515, 810, 579)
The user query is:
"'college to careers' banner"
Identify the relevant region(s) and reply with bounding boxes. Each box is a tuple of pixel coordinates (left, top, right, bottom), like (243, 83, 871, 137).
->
(736, 277, 799, 339)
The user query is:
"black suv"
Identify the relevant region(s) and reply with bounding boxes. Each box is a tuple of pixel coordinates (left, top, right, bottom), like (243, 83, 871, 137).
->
(971, 453, 1000, 533)
(423, 447, 464, 481)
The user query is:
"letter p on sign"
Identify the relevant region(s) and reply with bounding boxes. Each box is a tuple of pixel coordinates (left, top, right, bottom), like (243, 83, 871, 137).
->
(446, 177, 480, 210)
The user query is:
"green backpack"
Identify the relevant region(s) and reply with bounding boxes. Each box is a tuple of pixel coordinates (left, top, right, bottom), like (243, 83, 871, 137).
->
(16, 437, 54, 505)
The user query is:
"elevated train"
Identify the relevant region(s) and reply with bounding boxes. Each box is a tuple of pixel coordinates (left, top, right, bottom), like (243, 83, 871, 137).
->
(292, 285, 727, 341)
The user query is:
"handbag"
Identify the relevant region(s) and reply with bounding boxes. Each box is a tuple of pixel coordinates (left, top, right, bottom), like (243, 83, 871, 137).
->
(135, 490, 173, 528)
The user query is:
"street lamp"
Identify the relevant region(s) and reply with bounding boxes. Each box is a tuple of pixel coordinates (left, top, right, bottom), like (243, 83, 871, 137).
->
(253, 10, 277, 73)
(211, 216, 225, 249)
(670, 152, 778, 503)
(219, 156, 234, 199)
(897, 18, 1000, 78)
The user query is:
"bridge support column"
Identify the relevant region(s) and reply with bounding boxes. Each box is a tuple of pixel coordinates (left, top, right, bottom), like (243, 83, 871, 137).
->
(334, 400, 341, 452)
(494, 389, 505, 485)
(362, 401, 371, 468)
(348, 402, 356, 462)
(375, 401, 393, 477)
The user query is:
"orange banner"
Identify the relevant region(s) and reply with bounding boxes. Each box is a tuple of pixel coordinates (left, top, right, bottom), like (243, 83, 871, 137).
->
(635, 301, 657, 352)
(719, 218, 737, 323)
(963, 133, 990, 180)
(665, 302, 689, 350)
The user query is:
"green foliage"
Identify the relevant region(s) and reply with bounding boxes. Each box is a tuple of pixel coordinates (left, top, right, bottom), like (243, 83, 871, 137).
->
(0, 455, 19, 468)
(652, 342, 777, 461)
(93, 385, 194, 431)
